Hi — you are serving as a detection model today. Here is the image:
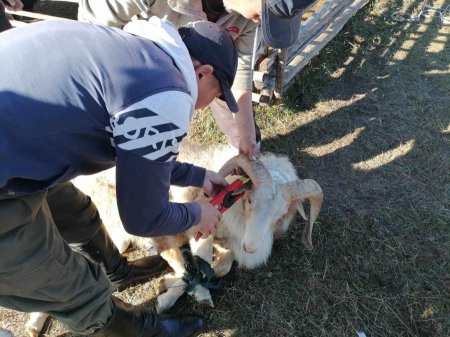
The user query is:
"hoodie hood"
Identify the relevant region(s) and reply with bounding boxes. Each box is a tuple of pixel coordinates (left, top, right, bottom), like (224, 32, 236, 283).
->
(167, 0, 206, 19)
(124, 17, 198, 119)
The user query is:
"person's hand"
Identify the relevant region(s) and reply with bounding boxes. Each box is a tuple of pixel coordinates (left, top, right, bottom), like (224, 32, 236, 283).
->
(202, 170, 228, 197)
(192, 200, 222, 238)
(239, 137, 261, 161)
(231, 89, 261, 161)
(4, 0, 23, 11)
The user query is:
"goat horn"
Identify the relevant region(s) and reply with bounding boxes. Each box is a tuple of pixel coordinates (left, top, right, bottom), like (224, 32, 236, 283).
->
(218, 155, 272, 187)
(280, 179, 323, 250)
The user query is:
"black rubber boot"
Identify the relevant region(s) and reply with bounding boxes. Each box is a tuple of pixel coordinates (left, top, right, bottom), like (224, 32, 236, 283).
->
(72, 223, 168, 291)
(92, 297, 204, 337)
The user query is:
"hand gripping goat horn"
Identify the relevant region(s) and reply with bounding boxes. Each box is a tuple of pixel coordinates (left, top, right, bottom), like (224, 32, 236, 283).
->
(218, 154, 272, 186)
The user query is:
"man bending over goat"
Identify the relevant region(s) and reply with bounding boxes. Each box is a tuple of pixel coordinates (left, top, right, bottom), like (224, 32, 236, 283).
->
(0, 18, 238, 337)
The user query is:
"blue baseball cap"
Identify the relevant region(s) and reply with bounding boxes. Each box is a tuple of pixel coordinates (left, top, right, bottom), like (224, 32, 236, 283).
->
(262, 0, 317, 49)
(179, 21, 239, 113)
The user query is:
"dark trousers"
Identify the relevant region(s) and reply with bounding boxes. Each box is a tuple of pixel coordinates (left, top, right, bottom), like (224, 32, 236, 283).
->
(0, 182, 113, 334)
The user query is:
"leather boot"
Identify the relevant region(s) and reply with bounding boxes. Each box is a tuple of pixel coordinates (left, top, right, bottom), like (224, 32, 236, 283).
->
(72, 223, 168, 291)
(92, 297, 204, 337)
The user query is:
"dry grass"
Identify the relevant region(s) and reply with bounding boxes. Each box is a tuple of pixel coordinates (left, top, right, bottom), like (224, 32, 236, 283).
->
(1, 0, 449, 336)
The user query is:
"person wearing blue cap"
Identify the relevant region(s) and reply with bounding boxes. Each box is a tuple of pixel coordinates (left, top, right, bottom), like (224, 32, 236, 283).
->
(78, 0, 316, 163)
(78, 0, 261, 162)
(0, 17, 238, 336)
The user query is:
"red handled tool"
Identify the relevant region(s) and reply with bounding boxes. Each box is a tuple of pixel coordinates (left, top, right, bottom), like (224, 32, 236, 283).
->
(194, 176, 251, 241)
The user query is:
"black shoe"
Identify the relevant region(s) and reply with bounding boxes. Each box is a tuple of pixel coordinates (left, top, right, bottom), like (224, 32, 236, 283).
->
(72, 223, 168, 291)
(92, 297, 204, 337)
(110, 255, 169, 291)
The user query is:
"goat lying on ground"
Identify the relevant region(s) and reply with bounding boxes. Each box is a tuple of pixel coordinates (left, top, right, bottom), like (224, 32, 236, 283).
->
(25, 142, 323, 336)
(154, 143, 323, 312)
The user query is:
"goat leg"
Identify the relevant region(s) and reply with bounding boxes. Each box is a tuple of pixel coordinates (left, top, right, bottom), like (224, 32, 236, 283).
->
(213, 244, 234, 278)
(159, 273, 183, 293)
(156, 277, 187, 313)
(189, 236, 214, 264)
(26, 312, 49, 337)
(188, 236, 214, 307)
(190, 284, 214, 308)
(159, 246, 185, 276)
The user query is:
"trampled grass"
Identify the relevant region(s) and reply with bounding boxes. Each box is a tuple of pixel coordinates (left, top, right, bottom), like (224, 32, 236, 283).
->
(190, 1, 450, 336)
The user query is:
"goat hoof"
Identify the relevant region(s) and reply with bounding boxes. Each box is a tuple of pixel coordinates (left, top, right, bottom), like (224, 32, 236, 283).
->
(197, 298, 214, 308)
(156, 293, 177, 314)
(159, 276, 180, 293)
(193, 288, 214, 308)
(158, 280, 168, 293)
(25, 327, 39, 337)
(214, 269, 228, 278)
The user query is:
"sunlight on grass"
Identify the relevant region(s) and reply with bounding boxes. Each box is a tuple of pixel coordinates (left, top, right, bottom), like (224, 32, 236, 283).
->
(330, 53, 357, 78)
(204, 328, 237, 337)
(380, 30, 403, 59)
(352, 139, 415, 171)
(392, 37, 417, 61)
(296, 94, 367, 126)
(303, 127, 365, 157)
(424, 68, 450, 74)
(420, 305, 436, 319)
(425, 30, 449, 53)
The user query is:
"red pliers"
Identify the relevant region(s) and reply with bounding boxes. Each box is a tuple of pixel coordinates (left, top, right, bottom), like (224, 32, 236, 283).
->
(194, 176, 251, 241)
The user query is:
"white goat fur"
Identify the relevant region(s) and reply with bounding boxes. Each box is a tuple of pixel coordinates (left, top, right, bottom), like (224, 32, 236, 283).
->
(153, 142, 321, 313)
(172, 142, 303, 269)
(26, 141, 320, 336)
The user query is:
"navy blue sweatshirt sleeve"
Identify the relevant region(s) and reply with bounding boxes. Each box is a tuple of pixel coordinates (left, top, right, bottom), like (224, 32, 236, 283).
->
(115, 147, 201, 237)
(171, 162, 206, 187)
(110, 91, 202, 237)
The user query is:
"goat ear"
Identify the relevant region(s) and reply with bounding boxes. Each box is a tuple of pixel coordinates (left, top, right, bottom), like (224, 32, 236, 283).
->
(279, 179, 323, 251)
(283, 197, 312, 250)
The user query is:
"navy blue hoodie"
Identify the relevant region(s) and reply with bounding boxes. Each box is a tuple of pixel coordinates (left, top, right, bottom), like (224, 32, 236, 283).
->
(0, 19, 204, 237)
